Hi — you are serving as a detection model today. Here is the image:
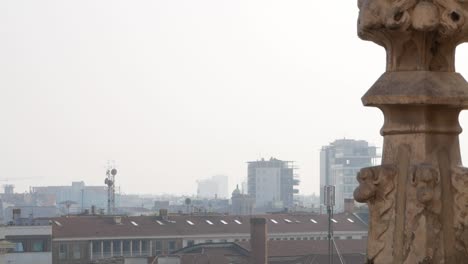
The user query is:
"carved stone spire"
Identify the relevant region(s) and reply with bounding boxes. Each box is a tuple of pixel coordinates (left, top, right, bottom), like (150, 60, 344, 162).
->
(354, 1, 468, 263)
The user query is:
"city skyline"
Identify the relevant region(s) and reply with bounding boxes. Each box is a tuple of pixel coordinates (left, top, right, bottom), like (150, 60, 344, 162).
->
(4, 0, 468, 195)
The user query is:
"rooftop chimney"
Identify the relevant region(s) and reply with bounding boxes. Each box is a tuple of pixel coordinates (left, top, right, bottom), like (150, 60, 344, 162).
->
(113, 216, 122, 225)
(344, 198, 355, 214)
(159, 209, 168, 220)
(250, 217, 267, 264)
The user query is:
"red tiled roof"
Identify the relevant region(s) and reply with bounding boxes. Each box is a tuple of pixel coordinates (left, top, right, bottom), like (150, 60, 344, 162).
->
(50, 213, 367, 239)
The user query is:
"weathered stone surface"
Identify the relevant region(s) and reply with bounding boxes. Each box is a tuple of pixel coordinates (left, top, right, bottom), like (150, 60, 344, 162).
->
(354, 0, 468, 263)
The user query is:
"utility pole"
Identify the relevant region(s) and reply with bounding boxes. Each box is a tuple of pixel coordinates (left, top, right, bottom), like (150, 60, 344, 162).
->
(324, 185, 335, 264)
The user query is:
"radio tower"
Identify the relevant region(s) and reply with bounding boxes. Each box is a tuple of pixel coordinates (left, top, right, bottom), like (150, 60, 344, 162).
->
(105, 166, 117, 215)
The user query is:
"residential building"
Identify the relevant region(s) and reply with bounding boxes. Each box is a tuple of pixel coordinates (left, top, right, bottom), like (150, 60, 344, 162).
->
(49, 212, 367, 264)
(3, 206, 59, 224)
(0, 215, 52, 264)
(196, 175, 228, 199)
(320, 139, 378, 213)
(247, 158, 299, 212)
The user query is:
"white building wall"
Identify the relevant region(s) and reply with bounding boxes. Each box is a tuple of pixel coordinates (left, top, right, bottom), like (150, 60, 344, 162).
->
(0, 226, 52, 238)
(255, 168, 281, 208)
(0, 252, 52, 264)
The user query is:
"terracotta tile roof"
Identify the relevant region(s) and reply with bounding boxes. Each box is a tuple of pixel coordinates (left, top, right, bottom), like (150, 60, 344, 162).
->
(169, 240, 367, 264)
(236, 239, 367, 256)
(51, 213, 367, 239)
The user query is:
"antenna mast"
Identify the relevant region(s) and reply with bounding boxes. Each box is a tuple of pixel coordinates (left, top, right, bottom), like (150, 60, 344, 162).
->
(105, 165, 117, 215)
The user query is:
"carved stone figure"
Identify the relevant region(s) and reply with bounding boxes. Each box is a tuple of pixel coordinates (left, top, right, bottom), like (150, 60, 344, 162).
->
(452, 166, 468, 256)
(404, 164, 441, 263)
(354, 165, 397, 263)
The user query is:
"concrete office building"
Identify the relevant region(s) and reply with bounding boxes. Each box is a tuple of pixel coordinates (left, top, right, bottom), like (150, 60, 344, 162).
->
(247, 158, 299, 212)
(320, 139, 378, 213)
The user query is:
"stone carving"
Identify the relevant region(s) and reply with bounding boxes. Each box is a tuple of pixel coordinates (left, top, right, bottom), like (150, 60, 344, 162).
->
(354, 164, 397, 262)
(451, 166, 468, 256)
(404, 164, 441, 263)
(358, 0, 466, 35)
(356, 0, 468, 263)
(357, 0, 468, 71)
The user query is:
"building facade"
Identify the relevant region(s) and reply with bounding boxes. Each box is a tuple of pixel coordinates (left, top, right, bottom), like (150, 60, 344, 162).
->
(50, 212, 367, 264)
(247, 158, 298, 212)
(0, 219, 52, 264)
(320, 139, 378, 212)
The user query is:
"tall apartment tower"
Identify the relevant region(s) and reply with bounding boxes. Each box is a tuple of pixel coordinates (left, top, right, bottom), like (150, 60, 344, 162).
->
(247, 158, 299, 212)
(320, 139, 378, 213)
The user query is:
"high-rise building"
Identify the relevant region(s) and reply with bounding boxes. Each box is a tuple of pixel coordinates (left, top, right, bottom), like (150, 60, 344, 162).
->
(320, 139, 379, 213)
(247, 158, 299, 212)
(196, 175, 228, 199)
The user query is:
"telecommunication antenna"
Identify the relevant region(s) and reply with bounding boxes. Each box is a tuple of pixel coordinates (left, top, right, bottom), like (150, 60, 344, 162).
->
(105, 166, 117, 215)
(324, 185, 335, 264)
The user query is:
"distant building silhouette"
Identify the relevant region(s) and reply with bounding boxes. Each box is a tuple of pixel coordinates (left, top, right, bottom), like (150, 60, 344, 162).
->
(197, 175, 228, 199)
(231, 184, 254, 215)
(320, 139, 378, 213)
(31, 181, 110, 212)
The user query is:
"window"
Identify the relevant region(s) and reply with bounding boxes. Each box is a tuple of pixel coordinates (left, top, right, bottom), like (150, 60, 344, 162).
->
(59, 244, 67, 259)
(31, 240, 44, 252)
(187, 240, 195, 247)
(73, 244, 81, 259)
(113, 240, 121, 256)
(205, 240, 213, 244)
(168, 241, 176, 252)
(92, 241, 100, 255)
(132, 240, 139, 254)
(123, 240, 131, 256)
(154, 241, 162, 255)
(103, 241, 111, 256)
(141, 240, 148, 255)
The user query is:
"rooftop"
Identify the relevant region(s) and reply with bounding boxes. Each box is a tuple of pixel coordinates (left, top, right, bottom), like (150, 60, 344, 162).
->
(50, 213, 367, 239)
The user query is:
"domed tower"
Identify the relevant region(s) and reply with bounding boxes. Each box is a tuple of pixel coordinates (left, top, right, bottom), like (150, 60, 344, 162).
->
(231, 184, 254, 215)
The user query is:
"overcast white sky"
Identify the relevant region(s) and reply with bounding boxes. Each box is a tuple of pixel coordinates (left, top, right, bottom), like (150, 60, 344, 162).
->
(2, 0, 468, 196)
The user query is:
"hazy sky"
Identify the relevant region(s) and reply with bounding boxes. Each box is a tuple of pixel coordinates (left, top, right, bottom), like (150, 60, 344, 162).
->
(2, 0, 468, 195)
